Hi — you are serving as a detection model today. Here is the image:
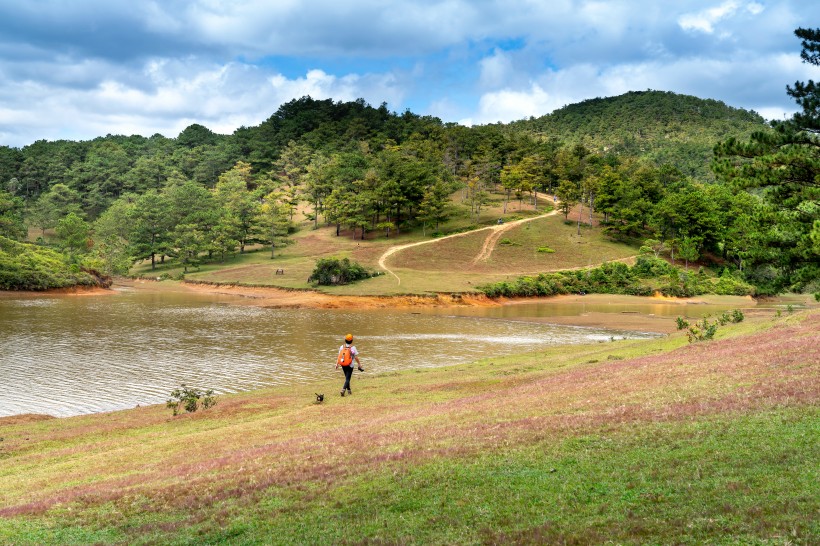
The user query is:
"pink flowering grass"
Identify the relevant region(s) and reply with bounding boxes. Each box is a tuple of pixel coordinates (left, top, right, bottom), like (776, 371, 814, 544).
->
(0, 310, 817, 543)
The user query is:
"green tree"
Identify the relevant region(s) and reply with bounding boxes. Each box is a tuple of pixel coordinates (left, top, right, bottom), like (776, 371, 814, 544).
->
(0, 189, 26, 240)
(258, 192, 291, 258)
(417, 179, 451, 235)
(169, 223, 206, 273)
(713, 27, 820, 291)
(28, 183, 83, 236)
(55, 212, 90, 258)
(209, 218, 240, 262)
(676, 236, 700, 270)
(128, 190, 171, 270)
(215, 162, 260, 253)
(500, 163, 521, 213)
(91, 195, 136, 275)
(303, 154, 335, 229)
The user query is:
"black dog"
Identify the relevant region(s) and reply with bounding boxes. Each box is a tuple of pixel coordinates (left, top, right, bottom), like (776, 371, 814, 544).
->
(315, 393, 324, 403)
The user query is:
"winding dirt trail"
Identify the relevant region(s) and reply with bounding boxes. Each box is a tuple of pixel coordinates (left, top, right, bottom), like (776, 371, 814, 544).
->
(378, 205, 558, 285)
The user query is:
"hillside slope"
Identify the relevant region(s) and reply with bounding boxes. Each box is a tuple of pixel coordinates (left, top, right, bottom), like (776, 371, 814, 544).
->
(1, 309, 817, 544)
(510, 90, 768, 179)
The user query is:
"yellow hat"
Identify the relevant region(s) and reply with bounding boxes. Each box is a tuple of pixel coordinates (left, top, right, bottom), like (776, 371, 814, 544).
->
(345, 333, 353, 342)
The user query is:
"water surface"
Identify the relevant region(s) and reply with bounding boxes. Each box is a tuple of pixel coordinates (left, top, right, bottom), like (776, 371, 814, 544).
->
(0, 288, 666, 417)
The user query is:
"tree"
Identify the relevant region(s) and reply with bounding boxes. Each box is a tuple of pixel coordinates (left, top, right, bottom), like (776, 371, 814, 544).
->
(555, 179, 579, 219)
(258, 192, 291, 258)
(55, 212, 90, 258)
(128, 190, 172, 270)
(215, 162, 260, 253)
(91, 195, 136, 275)
(676, 236, 700, 271)
(209, 218, 240, 262)
(165, 181, 220, 256)
(500, 163, 521, 213)
(0, 190, 26, 240)
(169, 223, 206, 273)
(417, 179, 451, 235)
(303, 154, 335, 229)
(713, 27, 820, 291)
(28, 183, 83, 236)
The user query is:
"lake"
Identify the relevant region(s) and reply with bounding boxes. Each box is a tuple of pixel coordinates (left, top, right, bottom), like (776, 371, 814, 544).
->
(1, 286, 725, 418)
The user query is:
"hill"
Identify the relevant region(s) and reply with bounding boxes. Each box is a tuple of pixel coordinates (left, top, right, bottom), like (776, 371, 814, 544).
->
(509, 90, 768, 179)
(0, 308, 816, 544)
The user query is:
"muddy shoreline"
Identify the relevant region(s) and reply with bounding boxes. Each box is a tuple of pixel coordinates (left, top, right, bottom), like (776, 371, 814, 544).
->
(116, 279, 780, 334)
(5, 278, 807, 334)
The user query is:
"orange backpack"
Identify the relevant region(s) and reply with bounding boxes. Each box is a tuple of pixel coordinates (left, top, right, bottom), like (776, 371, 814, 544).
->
(337, 345, 353, 367)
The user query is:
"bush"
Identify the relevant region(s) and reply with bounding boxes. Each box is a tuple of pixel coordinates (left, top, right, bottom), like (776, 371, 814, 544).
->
(536, 246, 555, 253)
(0, 235, 100, 290)
(478, 259, 753, 299)
(167, 385, 217, 416)
(687, 318, 718, 343)
(308, 257, 373, 286)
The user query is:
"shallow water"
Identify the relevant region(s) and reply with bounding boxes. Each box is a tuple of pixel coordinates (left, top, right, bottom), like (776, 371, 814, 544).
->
(0, 288, 673, 417)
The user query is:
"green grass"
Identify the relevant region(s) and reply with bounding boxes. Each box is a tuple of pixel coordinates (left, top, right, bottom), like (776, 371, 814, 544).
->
(128, 193, 634, 296)
(1, 310, 817, 544)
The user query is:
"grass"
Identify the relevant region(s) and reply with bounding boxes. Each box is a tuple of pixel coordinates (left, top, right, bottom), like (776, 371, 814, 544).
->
(1, 309, 817, 544)
(129, 192, 634, 296)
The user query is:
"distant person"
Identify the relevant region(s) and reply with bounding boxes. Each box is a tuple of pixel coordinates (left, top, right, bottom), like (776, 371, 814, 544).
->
(336, 333, 364, 396)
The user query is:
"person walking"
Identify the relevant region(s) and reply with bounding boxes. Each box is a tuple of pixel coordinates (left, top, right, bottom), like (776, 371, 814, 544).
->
(336, 333, 364, 396)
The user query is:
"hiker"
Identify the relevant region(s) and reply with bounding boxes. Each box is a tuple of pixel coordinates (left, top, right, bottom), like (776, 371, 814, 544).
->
(336, 333, 364, 396)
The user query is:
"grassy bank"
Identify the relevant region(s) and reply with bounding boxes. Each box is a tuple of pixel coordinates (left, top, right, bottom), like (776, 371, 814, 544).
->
(1, 310, 817, 544)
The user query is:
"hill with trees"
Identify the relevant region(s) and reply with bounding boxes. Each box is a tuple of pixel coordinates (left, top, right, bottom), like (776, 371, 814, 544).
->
(509, 90, 767, 180)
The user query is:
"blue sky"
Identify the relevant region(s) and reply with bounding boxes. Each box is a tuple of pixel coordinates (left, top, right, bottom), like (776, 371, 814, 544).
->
(0, 0, 818, 147)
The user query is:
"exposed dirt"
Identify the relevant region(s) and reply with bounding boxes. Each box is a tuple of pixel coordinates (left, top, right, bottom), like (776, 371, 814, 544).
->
(110, 280, 783, 334)
(7, 279, 807, 335)
(0, 286, 114, 298)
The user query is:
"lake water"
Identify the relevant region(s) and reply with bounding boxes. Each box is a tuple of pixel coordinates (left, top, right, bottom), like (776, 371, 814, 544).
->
(0, 287, 680, 417)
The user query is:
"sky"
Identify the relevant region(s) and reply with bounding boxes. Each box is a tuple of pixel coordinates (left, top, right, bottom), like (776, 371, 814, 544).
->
(0, 0, 818, 148)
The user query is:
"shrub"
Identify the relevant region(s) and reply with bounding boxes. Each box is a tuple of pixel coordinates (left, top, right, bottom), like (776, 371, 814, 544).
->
(308, 257, 373, 286)
(167, 385, 217, 416)
(536, 246, 555, 253)
(687, 318, 718, 343)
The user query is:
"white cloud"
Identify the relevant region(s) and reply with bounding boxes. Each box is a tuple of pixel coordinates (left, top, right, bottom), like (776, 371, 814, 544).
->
(468, 49, 811, 125)
(475, 84, 562, 123)
(0, 0, 818, 147)
(479, 49, 515, 89)
(678, 1, 765, 34)
(0, 56, 408, 146)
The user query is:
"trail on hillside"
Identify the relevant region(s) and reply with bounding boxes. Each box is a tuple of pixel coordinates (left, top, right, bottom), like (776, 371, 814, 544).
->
(378, 198, 557, 285)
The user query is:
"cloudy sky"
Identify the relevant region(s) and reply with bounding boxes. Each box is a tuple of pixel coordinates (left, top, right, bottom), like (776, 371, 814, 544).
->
(0, 0, 818, 148)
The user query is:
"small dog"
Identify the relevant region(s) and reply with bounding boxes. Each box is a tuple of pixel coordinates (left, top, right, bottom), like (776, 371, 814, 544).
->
(315, 393, 324, 403)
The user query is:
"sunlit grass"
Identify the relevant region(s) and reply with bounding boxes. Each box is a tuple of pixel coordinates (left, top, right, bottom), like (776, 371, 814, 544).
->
(128, 193, 628, 296)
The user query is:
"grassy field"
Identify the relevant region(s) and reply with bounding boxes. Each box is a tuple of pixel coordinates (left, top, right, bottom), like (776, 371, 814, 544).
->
(1, 309, 817, 544)
(129, 192, 635, 296)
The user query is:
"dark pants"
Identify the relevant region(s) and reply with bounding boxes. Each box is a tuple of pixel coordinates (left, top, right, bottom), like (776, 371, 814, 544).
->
(341, 365, 353, 391)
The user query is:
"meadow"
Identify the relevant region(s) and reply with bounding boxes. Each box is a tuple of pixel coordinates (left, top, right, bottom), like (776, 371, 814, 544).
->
(130, 192, 638, 297)
(1, 307, 817, 544)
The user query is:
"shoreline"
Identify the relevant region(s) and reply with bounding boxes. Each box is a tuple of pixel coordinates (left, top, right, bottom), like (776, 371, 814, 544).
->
(126, 279, 774, 334)
(1, 281, 811, 422)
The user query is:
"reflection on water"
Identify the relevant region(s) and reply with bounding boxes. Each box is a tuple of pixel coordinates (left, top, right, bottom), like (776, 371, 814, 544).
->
(0, 289, 667, 417)
(420, 299, 742, 319)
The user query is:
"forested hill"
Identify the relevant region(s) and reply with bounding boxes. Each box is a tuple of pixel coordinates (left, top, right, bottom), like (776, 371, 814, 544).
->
(508, 90, 768, 179)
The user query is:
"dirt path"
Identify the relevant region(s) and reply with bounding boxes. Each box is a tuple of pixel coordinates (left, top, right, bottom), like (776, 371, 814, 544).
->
(378, 205, 557, 285)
